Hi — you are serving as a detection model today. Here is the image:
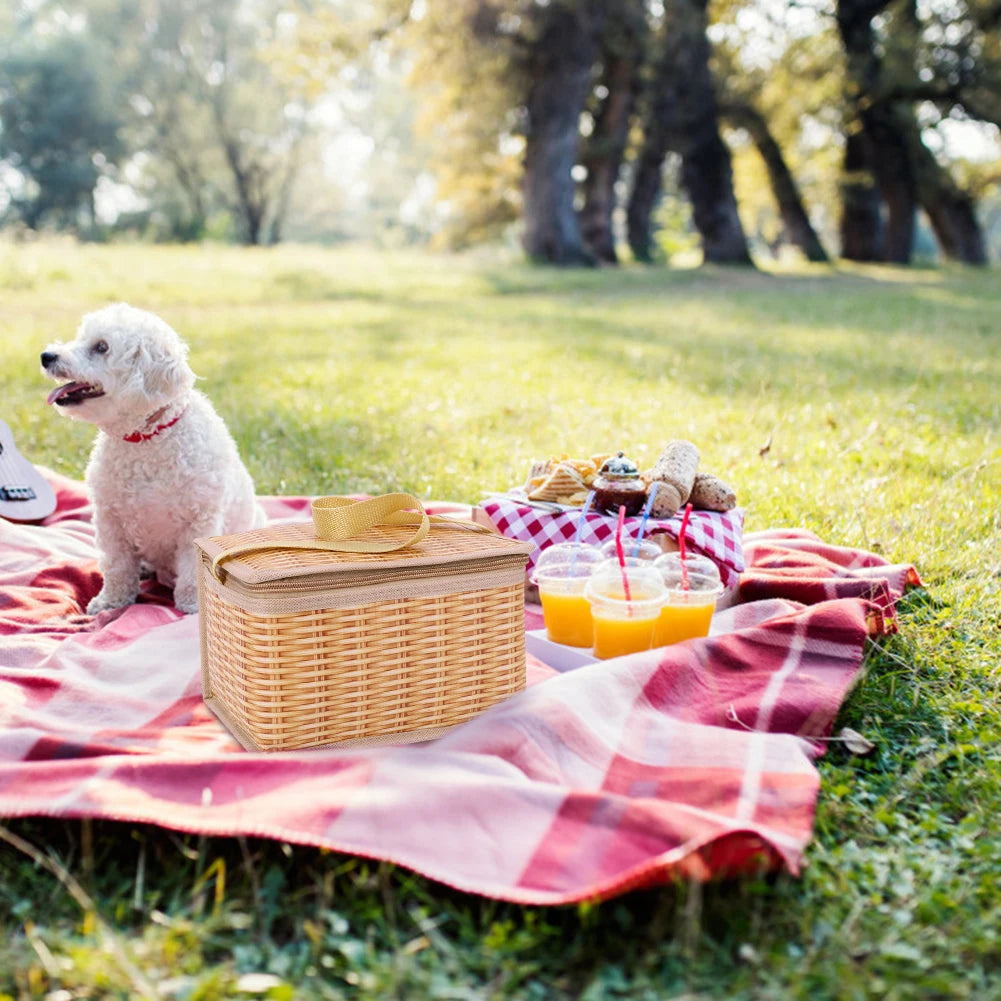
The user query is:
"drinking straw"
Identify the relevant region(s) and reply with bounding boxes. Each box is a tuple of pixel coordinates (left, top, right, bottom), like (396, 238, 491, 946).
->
(568, 490, 596, 576)
(632, 481, 659, 558)
(573, 490, 596, 547)
(615, 504, 632, 603)
(678, 502, 693, 592)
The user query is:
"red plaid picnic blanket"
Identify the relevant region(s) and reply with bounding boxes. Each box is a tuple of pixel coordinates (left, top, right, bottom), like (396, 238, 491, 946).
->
(479, 496, 745, 585)
(0, 472, 920, 904)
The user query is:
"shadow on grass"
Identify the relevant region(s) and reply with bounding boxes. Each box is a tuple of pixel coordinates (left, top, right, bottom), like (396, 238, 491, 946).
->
(477, 260, 988, 299)
(15, 262, 992, 479)
(270, 269, 403, 305)
(192, 271, 998, 455)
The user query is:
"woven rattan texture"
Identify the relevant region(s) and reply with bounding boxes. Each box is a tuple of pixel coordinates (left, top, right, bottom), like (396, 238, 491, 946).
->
(202, 582, 527, 750)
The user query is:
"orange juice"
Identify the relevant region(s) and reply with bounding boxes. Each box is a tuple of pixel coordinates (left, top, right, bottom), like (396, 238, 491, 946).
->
(651, 557, 722, 648)
(539, 588, 594, 647)
(653, 599, 715, 646)
(532, 543, 605, 647)
(584, 565, 666, 660)
(591, 609, 659, 659)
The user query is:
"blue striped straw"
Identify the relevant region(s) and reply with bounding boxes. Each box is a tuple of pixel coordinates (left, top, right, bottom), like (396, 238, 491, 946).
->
(632, 482, 659, 558)
(569, 490, 596, 575)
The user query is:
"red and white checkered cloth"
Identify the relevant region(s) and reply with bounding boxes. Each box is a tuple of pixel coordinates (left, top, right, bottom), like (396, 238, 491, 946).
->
(0, 472, 920, 904)
(479, 496, 745, 586)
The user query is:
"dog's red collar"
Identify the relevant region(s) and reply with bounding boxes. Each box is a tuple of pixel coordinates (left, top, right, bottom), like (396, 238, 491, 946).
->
(122, 406, 187, 443)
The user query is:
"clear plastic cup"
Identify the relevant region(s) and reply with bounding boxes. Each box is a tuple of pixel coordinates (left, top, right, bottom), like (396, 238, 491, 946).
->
(584, 565, 666, 660)
(595, 555, 653, 574)
(531, 543, 604, 647)
(651, 553, 723, 647)
(599, 537, 662, 563)
(652, 552, 721, 580)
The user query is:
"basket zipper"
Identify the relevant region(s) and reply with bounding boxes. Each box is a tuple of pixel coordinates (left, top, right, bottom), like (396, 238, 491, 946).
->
(210, 554, 524, 600)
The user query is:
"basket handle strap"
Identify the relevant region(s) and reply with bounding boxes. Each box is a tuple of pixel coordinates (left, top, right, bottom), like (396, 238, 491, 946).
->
(211, 492, 490, 572)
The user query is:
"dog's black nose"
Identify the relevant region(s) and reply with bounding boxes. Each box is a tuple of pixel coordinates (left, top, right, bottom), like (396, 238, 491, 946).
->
(40, 351, 58, 368)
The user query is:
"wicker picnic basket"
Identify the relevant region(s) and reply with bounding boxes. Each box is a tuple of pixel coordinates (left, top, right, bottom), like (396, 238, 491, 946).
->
(196, 494, 535, 751)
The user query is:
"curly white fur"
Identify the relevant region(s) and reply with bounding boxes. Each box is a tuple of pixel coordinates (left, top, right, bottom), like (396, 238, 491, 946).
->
(41, 303, 263, 614)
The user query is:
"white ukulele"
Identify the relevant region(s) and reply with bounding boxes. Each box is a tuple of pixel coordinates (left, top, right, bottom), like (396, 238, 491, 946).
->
(0, 419, 56, 522)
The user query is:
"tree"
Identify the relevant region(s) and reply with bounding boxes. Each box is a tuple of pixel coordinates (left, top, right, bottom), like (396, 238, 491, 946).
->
(712, 33, 832, 263)
(578, 0, 647, 263)
(627, 0, 753, 265)
(143, 0, 313, 246)
(836, 0, 916, 262)
(405, 0, 610, 264)
(834, 0, 989, 263)
(839, 127, 884, 260)
(519, 0, 607, 264)
(885, 0, 995, 264)
(56, 0, 326, 245)
(911, 134, 987, 263)
(720, 99, 830, 262)
(0, 33, 123, 231)
(403, 1, 523, 248)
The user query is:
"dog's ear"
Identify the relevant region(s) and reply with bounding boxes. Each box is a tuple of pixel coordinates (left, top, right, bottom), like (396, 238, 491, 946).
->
(130, 331, 196, 400)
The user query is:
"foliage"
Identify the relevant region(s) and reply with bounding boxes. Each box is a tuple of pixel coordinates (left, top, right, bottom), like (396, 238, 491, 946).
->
(2, 0, 1000, 259)
(0, 0, 360, 244)
(0, 31, 124, 231)
(116, 0, 322, 245)
(0, 241, 999, 997)
(400, 0, 525, 249)
(713, 12, 846, 256)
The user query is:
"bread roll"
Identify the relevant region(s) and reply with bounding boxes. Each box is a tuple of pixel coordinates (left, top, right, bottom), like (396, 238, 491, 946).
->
(647, 440, 700, 518)
(689, 472, 736, 512)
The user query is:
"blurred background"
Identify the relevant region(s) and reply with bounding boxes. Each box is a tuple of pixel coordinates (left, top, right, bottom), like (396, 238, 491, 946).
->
(1, 0, 998, 266)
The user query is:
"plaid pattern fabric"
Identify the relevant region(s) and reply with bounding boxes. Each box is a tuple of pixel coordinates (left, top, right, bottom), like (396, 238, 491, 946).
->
(479, 497, 745, 585)
(0, 472, 919, 904)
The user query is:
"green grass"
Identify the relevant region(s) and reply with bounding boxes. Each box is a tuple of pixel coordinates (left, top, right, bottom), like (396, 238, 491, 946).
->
(1, 241, 999, 999)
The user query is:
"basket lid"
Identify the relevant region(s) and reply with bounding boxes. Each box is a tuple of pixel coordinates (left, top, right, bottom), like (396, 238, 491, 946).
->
(196, 519, 535, 587)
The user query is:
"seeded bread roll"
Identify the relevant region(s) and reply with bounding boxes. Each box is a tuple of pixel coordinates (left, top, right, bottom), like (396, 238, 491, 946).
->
(689, 472, 736, 512)
(647, 440, 700, 518)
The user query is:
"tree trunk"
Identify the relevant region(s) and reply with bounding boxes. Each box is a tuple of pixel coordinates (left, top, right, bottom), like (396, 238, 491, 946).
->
(521, 2, 605, 265)
(212, 85, 261, 245)
(839, 129, 884, 260)
(578, 7, 646, 264)
(921, 185, 987, 265)
(627, 0, 753, 266)
(680, 137, 752, 264)
(904, 117, 988, 264)
(266, 135, 304, 246)
(670, 0, 752, 264)
(578, 54, 638, 263)
(626, 57, 672, 262)
(837, 0, 887, 261)
(226, 143, 264, 245)
(836, 0, 918, 262)
(625, 143, 666, 262)
(862, 104, 917, 263)
(721, 101, 829, 262)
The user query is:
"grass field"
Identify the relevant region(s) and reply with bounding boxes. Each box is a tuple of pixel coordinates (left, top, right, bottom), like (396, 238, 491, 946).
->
(1, 240, 999, 999)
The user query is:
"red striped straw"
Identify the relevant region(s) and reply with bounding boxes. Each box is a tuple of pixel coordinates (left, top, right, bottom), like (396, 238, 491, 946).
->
(615, 504, 632, 604)
(678, 502, 693, 592)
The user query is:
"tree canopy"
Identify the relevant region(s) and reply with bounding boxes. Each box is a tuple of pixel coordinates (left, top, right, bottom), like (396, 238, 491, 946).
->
(0, 31, 123, 230)
(0, 0, 998, 264)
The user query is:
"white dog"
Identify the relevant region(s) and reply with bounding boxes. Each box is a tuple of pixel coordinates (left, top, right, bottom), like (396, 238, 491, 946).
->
(41, 303, 262, 614)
